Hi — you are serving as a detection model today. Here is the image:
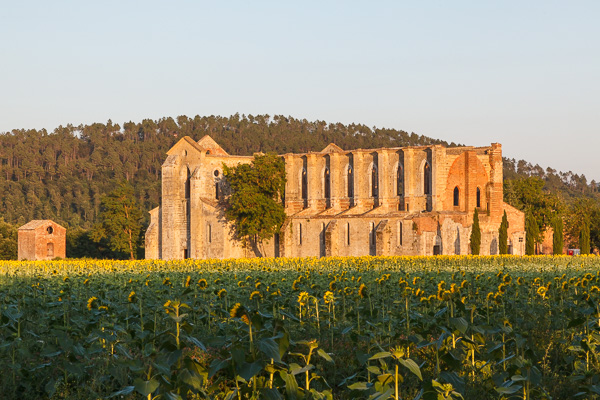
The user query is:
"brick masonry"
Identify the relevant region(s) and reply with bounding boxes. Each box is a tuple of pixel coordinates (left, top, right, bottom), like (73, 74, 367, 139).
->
(18, 220, 66, 260)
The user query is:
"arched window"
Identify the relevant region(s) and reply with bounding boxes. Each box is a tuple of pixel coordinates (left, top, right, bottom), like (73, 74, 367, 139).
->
(453, 186, 459, 207)
(423, 162, 431, 195)
(301, 169, 307, 202)
(371, 166, 378, 198)
(324, 168, 330, 200)
(347, 165, 354, 198)
(476, 187, 481, 208)
(184, 167, 191, 199)
(346, 222, 351, 246)
(298, 223, 303, 245)
(397, 164, 404, 196)
(370, 222, 376, 245)
(397, 221, 403, 246)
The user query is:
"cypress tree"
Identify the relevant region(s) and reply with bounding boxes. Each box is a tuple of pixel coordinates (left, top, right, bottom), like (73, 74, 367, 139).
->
(552, 216, 564, 255)
(525, 214, 539, 255)
(580, 218, 590, 255)
(470, 208, 481, 255)
(498, 210, 509, 254)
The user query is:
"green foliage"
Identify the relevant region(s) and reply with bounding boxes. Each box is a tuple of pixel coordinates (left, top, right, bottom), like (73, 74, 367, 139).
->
(579, 218, 590, 255)
(223, 153, 286, 256)
(0, 218, 17, 260)
(566, 198, 600, 252)
(498, 210, 509, 255)
(91, 182, 143, 260)
(66, 227, 126, 259)
(525, 214, 539, 255)
(552, 216, 564, 255)
(1, 256, 600, 399)
(503, 177, 559, 240)
(469, 209, 481, 255)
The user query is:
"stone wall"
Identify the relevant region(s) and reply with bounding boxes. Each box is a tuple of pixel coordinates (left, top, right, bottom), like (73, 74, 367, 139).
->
(146, 136, 526, 259)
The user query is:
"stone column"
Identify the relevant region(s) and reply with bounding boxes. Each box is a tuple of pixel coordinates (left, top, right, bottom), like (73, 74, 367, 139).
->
(353, 151, 364, 208)
(403, 149, 414, 212)
(161, 155, 183, 260)
(307, 153, 319, 209)
(488, 143, 503, 223)
(330, 153, 341, 210)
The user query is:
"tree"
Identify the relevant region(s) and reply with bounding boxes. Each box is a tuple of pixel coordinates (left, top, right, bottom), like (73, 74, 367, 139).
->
(223, 153, 287, 256)
(580, 218, 590, 255)
(498, 210, 509, 254)
(0, 218, 17, 260)
(92, 183, 143, 260)
(526, 214, 539, 255)
(552, 216, 564, 255)
(470, 209, 481, 255)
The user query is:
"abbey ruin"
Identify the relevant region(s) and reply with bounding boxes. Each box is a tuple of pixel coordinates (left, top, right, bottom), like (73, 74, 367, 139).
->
(145, 136, 526, 259)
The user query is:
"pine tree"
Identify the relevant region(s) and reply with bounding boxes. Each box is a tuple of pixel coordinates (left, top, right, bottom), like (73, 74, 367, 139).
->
(470, 208, 481, 255)
(552, 216, 564, 255)
(580, 218, 590, 255)
(525, 214, 539, 255)
(498, 210, 509, 254)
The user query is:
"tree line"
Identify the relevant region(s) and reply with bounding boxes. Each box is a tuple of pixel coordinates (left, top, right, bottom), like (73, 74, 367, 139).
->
(0, 113, 597, 259)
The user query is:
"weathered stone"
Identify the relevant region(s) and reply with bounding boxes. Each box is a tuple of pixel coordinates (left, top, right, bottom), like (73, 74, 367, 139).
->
(18, 220, 66, 260)
(146, 137, 526, 259)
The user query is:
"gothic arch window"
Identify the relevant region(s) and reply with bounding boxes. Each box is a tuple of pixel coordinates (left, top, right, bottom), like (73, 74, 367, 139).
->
(397, 221, 403, 246)
(423, 162, 431, 195)
(476, 187, 481, 208)
(301, 168, 308, 202)
(184, 167, 191, 199)
(324, 168, 330, 200)
(371, 165, 379, 198)
(346, 222, 351, 245)
(347, 165, 354, 198)
(397, 164, 404, 196)
(453, 186, 460, 207)
(370, 222, 376, 245)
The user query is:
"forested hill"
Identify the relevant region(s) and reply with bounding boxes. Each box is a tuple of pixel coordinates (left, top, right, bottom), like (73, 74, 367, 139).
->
(0, 114, 453, 229)
(0, 113, 597, 232)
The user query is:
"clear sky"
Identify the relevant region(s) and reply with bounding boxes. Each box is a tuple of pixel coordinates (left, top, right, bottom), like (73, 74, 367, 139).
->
(1, 1, 598, 181)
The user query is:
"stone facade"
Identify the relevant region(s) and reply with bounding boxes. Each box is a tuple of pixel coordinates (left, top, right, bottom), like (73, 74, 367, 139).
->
(145, 136, 526, 259)
(18, 220, 66, 260)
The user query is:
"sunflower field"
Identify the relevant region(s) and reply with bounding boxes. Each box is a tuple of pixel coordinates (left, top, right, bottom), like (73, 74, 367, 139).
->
(1, 255, 600, 399)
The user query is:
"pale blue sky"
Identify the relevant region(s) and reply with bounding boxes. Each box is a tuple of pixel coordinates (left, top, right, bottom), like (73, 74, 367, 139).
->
(1, 1, 598, 181)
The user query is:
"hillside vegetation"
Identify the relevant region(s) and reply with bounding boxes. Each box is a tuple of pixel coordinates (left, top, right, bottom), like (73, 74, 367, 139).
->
(0, 114, 597, 258)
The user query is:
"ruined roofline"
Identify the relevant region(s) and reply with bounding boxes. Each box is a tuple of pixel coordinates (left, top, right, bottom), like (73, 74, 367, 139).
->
(173, 135, 500, 159)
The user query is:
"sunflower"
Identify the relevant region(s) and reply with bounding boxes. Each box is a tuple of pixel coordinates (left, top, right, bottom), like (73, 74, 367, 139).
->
(230, 303, 251, 325)
(536, 286, 548, 299)
(197, 279, 208, 289)
(517, 277, 524, 285)
(217, 289, 227, 299)
(486, 292, 495, 301)
(358, 283, 368, 298)
(503, 274, 512, 284)
(163, 277, 171, 286)
(324, 291, 334, 305)
(561, 281, 569, 292)
(184, 275, 192, 287)
(437, 281, 446, 292)
(493, 293, 503, 305)
(344, 287, 354, 296)
(128, 291, 137, 303)
(497, 283, 507, 294)
(87, 296, 98, 310)
(298, 291, 310, 306)
(250, 291, 262, 300)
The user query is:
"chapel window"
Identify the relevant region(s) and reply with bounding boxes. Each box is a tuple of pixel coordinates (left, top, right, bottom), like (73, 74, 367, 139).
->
(371, 166, 379, 198)
(423, 162, 431, 195)
(476, 187, 481, 208)
(453, 186, 459, 207)
(324, 168, 330, 200)
(347, 166, 354, 198)
(397, 164, 404, 196)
